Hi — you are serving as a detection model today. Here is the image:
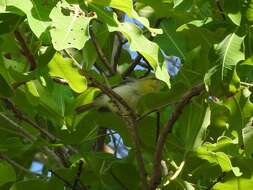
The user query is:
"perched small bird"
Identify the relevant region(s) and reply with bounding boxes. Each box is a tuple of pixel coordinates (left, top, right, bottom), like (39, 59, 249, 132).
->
(76, 77, 164, 113)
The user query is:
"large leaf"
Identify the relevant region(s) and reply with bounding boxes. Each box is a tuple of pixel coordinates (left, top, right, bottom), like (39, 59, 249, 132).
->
(212, 176, 253, 190)
(10, 180, 48, 190)
(48, 53, 87, 93)
(155, 19, 187, 60)
(87, 0, 162, 35)
(215, 33, 245, 79)
(0, 161, 16, 186)
(197, 139, 242, 177)
(49, 1, 95, 50)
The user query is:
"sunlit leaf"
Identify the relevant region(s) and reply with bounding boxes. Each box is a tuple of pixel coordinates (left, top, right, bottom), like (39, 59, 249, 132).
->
(48, 53, 87, 93)
(49, 0, 95, 50)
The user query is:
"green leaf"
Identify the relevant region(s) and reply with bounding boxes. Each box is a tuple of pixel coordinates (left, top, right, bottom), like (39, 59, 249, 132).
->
(212, 176, 253, 190)
(48, 53, 87, 93)
(173, 0, 184, 8)
(0, 75, 13, 97)
(224, 0, 242, 26)
(155, 19, 187, 60)
(243, 119, 253, 157)
(215, 33, 245, 79)
(197, 148, 242, 177)
(173, 101, 210, 151)
(246, 0, 253, 23)
(0, 0, 6, 12)
(0, 161, 16, 186)
(10, 180, 48, 190)
(49, 1, 95, 50)
(87, 0, 162, 35)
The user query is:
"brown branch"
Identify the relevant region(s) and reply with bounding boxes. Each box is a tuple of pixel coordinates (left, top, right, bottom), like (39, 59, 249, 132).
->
(149, 83, 205, 189)
(65, 49, 148, 189)
(72, 160, 85, 190)
(89, 23, 116, 75)
(122, 53, 143, 78)
(80, 70, 148, 189)
(14, 30, 36, 70)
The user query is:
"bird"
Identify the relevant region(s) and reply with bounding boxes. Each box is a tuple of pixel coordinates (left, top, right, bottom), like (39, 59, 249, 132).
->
(76, 76, 164, 114)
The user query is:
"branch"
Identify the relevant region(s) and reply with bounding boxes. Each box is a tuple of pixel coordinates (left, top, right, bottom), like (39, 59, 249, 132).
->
(72, 160, 84, 190)
(80, 69, 149, 189)
(14, 30, 36, 70)
(65, 51, 148, 189)
(149, 83, 205, 189)
(122, 53, 143, 78)
(89, 23, 116, 75)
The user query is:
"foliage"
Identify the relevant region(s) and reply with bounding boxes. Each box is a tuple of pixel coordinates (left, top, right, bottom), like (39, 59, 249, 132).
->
(0, 0, 252, 189)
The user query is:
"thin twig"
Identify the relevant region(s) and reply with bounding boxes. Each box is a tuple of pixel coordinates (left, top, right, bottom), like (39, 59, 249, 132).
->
(72, 160, 84, 190)
(122, 53, 143, 78)
(14, 30, 36, 70)
(89, 23, 116, 75)
(149, 83, 205, 189)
